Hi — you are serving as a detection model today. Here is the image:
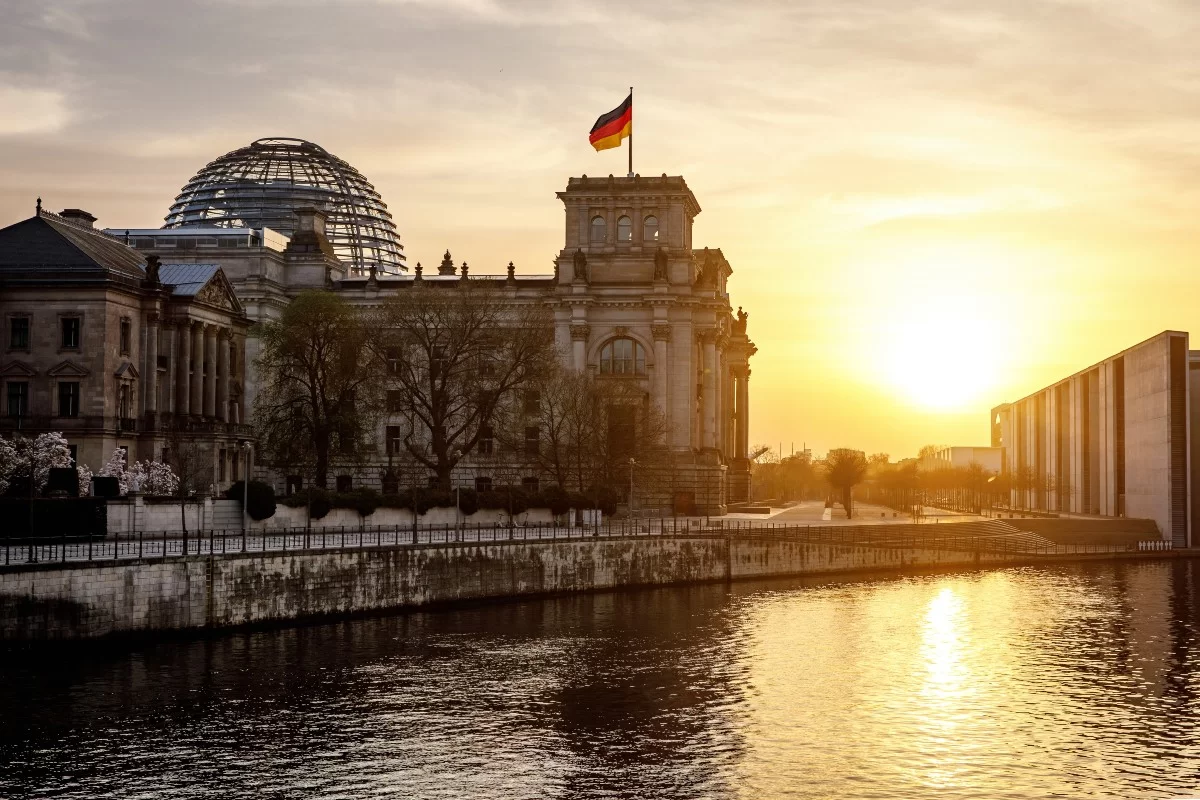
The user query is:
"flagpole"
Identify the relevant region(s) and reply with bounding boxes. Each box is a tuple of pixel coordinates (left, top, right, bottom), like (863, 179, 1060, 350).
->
(627, 86, 633, 178)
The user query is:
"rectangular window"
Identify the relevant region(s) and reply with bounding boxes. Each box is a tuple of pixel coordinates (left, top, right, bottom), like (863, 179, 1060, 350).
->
(522, 476, 539, 493)
(386, 425, 402, 456)
(608, 405, 636, 462)
(57, 381, 80, 418)
(231, 452, 240, 482)
(218, 449, 227, 482)
(336, 475, 352, 492)
(61, 317, 81, 350)
(524, 425, 539, 456)
(479, 357, 496, 378)
(9, 317, 29, 350)
(386, 347, 402, 376)
(120, 318, 132, 355)
(286, 475, 304, 496)
(7, 381, 28, 417)
(475, 476, 492, 492)
(523, 390, 540, 415)
(478, 425, 494, 456)
(386, 390, 403, 413)
(431, 345, 446, 377)
(68, 445, 78, 465)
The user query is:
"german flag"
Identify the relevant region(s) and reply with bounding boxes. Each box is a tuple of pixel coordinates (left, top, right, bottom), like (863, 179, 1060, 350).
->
(589, 92, 632, 151)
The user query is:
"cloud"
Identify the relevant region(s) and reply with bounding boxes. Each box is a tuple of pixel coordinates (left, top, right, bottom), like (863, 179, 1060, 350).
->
(0, 86, 71, 135)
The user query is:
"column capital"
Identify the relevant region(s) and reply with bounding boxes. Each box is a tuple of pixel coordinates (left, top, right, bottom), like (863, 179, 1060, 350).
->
(651, 323, 672, 341)
(698, 327, 719, 345)
(569, 323, 591, 342)
(732, 364, 750, 379)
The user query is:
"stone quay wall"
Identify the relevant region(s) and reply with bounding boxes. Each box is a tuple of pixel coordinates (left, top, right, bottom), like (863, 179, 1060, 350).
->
(1, 537, 1031, 640)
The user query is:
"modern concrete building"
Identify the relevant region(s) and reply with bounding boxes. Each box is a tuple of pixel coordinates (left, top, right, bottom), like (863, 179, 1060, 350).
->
(991, 331, 1190, 546)
(921, 446, 1002, 473)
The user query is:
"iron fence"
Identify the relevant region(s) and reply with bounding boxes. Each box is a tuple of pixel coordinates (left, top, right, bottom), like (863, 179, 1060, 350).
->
(0, 517, 1164, 569)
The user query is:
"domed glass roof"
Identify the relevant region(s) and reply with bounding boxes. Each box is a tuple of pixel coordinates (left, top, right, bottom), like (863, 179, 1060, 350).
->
(164, 137, 405, 273)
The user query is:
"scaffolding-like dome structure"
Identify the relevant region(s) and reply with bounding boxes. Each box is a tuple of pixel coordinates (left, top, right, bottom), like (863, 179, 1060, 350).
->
(164, 137, 405, 273)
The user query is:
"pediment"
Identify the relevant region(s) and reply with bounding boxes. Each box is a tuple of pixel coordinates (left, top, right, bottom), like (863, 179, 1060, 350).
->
(0, 360, 37, 377)
(48, 359, 90, 377)
(196, 270, 243, 314)
(114, 361, 140, 379)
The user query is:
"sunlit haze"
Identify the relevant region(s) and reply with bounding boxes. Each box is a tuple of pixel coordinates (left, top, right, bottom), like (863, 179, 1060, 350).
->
(4, 0, 1198, 458)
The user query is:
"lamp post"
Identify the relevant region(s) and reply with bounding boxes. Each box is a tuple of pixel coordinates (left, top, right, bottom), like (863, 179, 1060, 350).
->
(238, 439, 252, 534)
(453, 448, 462, 540)
(629, 457, 637, 520)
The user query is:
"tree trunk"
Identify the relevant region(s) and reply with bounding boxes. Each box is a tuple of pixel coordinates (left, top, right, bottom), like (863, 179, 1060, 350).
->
(843, 486, 853, 519)
(314, 447, 329, 489)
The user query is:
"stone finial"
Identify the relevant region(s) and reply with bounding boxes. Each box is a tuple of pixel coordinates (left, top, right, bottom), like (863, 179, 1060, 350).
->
(414, 262, 423, 282)
(507, 261, 516, 282)
(439, 249, 455, 275)
(144, 254, 161, 286)
(460, 261, 469, 281)
(35, 197, 41, 215)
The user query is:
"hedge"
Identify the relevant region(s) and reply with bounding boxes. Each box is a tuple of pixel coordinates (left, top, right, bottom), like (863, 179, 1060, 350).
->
(224, 480, 277, 521)
(277, 484, 612, 519)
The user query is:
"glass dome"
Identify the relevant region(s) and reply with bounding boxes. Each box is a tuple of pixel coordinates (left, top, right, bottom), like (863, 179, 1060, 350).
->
(164, 137, 405, 274)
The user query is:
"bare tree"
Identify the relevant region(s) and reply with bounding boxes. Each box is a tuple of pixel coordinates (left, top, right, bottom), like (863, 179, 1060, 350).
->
(374, 283, 555, 490)
(254, 290, 382, 488)
(823, 448, 869, 519)
(163, 425, 208, 535)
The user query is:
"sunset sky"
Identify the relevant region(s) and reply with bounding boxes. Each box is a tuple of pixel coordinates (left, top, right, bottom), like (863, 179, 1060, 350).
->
(3, 0, 1199, 460)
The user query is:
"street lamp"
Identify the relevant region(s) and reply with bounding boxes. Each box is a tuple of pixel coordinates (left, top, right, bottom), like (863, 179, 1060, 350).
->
(238, 439, 253, 534)
(453, 448, 463, 539)
(629, 457, 637, 520)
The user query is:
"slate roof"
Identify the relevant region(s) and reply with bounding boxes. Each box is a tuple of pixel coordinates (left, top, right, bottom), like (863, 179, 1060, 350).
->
(0, 212, 146, 279)
(158, 263, 220, 296)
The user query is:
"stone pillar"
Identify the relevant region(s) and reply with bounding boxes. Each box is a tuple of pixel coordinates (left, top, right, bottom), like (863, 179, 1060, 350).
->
(671, 321, 694, 451)
(652, 324, 671, 425)
(178, 322, 192, 416)
(570, 324, 590, 372)
(145, 316, 159, 414)
(203, 325, 217, 418)
(218, 331, 231, 422)
(190, 323, 204, 415)
(701, 329, 717, 450)
(735, 367, 750, 459)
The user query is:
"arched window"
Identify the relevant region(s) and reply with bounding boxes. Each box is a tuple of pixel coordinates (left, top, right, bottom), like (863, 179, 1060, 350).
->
(590, 215, 606, 243)
(616, 215, 632, 242)
(643, 215, 659, 242)
(599, 338, 646, 375)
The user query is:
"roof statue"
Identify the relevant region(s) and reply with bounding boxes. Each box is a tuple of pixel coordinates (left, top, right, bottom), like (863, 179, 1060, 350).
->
(439, 249, 455, 275)
(572, 248, 587, 282)
(653, 246, 668, 281)
(163, 137, 405, 275)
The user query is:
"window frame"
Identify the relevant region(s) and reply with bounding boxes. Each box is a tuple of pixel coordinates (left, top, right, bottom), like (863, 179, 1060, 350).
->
(589, 215, 607, 243)
(524, 425, 540, 456)
(8, 315, 30, 352)
(57, 380, 80, 418)
(616, 215, 632, 242)
(599, 337, 647, 376)
(59, 315, 82, 351)
(6, 380, 29, 417)
(643, 214, 659, 243)
(119, 317, 132, 356)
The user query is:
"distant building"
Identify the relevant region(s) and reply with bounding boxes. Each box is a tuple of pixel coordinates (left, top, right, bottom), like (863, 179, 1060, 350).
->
(991, 330, 1191, 546)
(920, 446, 1002, 473)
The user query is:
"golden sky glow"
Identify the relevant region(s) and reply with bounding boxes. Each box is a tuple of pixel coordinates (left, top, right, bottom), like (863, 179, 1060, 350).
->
(3, 0, 1199, 458)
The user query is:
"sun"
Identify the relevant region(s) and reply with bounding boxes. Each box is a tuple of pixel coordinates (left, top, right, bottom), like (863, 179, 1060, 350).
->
(880, 306, 1002, 411)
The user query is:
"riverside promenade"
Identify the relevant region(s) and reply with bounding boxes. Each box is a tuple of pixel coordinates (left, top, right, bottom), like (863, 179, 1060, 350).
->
(1, 516, 1183, 641)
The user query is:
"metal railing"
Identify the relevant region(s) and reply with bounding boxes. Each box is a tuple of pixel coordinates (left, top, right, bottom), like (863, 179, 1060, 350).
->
(0, 517, 1168, 569)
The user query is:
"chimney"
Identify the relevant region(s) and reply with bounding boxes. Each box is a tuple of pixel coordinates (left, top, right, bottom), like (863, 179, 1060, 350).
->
(59, 208, 97, 228)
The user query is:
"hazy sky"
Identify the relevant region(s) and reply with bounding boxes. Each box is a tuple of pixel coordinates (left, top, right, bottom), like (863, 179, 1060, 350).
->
(3, 0, 1199, 460)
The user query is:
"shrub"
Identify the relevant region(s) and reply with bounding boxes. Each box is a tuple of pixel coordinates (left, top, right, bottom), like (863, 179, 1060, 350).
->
(456, 487, 479, 516)
(414, 488, 452, 515)
(541, 484, 571, 516)
(380, 491, 412, 511)
(225, 480, 277, 521)
(347, 488, 381, 517)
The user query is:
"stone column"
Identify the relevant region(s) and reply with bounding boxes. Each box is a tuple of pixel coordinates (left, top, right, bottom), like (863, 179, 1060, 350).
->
(204, 325, 218, 418)
(145, 316, 159, 414)
(701, 329, 717, 450)
(190, 323, 204, 415)
(570, 324, 590, 372)
(671, 321, 693, 451)
(652, 324, 671, 425)
(217, 331, 231, 422)
(178, 322, 192, 416)
(735, 367, 750, 459)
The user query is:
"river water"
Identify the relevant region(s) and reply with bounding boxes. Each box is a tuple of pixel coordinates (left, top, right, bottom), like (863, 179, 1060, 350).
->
(3, 560, 1200, 799)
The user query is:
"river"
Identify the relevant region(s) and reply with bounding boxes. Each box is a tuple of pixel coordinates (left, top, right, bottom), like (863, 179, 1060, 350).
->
(3, 560, 1199, 799)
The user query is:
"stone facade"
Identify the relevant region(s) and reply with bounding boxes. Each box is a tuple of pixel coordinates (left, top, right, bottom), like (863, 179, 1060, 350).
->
(104, 174, 755, 514)
(0, 207, 252, 491)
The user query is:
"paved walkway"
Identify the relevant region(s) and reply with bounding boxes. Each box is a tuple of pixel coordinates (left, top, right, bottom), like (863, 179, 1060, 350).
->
(742, 501, 987, 526)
